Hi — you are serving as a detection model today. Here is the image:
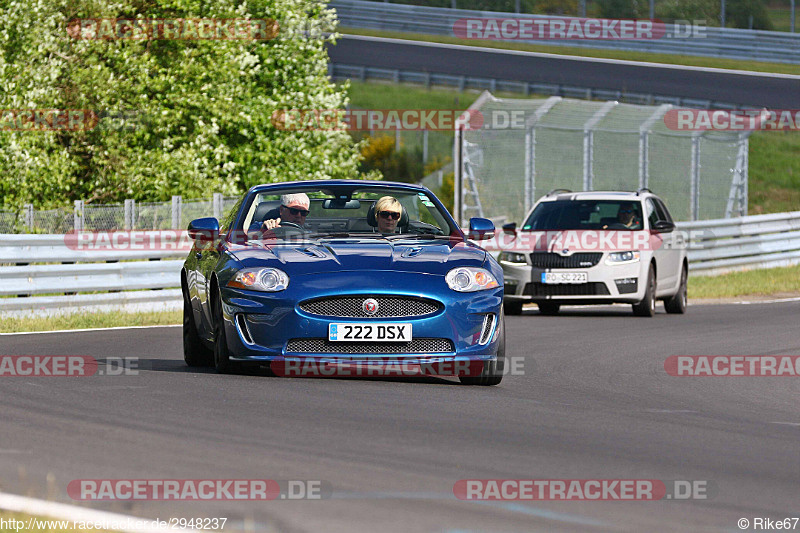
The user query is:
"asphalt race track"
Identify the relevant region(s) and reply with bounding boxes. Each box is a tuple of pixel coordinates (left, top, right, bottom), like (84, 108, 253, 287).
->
(328, 35, 800, 109)
(1, 300, 799, 532)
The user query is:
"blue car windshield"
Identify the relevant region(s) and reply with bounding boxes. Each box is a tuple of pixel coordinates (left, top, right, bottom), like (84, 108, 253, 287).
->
(238, 187, 457, 240)
(522, 200, 644, 231)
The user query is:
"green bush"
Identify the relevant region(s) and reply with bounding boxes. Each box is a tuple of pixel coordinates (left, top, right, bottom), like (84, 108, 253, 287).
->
(0, 0, 366, 210)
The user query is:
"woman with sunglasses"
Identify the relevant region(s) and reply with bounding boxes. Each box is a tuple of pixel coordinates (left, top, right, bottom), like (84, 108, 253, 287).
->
(373, 196, 403, 234)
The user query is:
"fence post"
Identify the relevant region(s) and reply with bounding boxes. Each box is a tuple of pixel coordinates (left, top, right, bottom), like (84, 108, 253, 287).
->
(171, 195, 182, 229)
(213, 193, 224, 220)
(524, 126, 533, 215)
(690, 134, 701, 221)
(422, 129, 429, 163)
(24, 204, 33, 230)
(74, 200, 84, 231)
(124, 199, 135, 230)
(453, 126, 462, 225)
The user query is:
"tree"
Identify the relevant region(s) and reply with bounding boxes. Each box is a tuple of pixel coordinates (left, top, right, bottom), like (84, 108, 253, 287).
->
(0, 0, 365, 209)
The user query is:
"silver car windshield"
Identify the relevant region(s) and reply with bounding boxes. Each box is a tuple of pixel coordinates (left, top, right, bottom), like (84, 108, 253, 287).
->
(523, 200, 644, 231)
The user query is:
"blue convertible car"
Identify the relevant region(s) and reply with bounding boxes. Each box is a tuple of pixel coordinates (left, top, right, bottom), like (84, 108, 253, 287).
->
(182, 180, 505, 385)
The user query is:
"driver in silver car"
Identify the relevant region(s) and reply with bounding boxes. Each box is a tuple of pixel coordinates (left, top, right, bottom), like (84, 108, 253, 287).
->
(262, 193, 310, 230)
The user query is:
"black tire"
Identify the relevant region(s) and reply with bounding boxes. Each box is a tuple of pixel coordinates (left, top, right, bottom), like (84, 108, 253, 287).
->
(460, 311, 505, 386)
(503, 299, 523, 316)
(212, 288, 237, 373)
(664, 264, 688, 314)
(632, 267, 657, 317)
(538, 302, 560, 315)
(183, 287, 213, 367)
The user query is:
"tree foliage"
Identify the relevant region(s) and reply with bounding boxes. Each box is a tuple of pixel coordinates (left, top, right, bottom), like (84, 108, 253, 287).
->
(0, 0, 365, 209)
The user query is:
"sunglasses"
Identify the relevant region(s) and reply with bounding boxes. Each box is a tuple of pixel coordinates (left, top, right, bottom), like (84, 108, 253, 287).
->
(282, 205, 309, 216)
(379, 211, 401, 220)
(619, 209, 634, 214)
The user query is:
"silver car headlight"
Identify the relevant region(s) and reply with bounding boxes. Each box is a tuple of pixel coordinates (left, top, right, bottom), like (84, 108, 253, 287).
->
(499, 251, 527, 264)
(446, 267, 499, 292)
(227, 267, 289, 291)
(605, 251, 640, 265)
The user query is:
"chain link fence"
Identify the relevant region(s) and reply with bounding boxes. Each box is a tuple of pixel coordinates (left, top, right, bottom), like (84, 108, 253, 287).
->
(454, 92, 750, 225)
(0, 194, 240, 234)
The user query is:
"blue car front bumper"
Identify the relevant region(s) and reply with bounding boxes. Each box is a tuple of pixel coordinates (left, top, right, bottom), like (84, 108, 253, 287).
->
(218, 270, 503, 364)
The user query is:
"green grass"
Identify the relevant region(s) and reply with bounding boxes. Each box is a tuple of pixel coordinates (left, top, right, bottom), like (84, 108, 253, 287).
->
(688, 263, 800, 298)
(340, 27, 800, 75)
(0, 310, 180, 333)
(747, 131, 800, 214)
(346, 80, 471, 111)
(766, 4, 797, 32)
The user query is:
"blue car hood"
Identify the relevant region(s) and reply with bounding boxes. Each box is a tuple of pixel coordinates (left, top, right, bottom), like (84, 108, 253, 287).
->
(227, 238, 486, 276)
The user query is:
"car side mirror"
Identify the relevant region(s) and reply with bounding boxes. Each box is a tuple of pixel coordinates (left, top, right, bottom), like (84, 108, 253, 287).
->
(468, 217, 495, 240)
(653, 220, 675, 233)
(188, 217, 220, 246)
(502, 222, 517, 234)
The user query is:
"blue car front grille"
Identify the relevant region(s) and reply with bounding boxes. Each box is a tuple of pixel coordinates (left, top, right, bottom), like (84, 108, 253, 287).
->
(286, 338, 454, 354)
(299, 296, 440, 318)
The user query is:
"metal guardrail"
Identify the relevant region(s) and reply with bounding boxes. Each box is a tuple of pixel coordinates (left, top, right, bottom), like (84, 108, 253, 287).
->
(331, 0, 800, 64)
(329, 64, 741, 109)
(0, 232, 190, 263)
(1, 211, 798, 314)
(0, 231, 187, 316)
(678, 211, 800, 275)
(0, 260, 184, 297)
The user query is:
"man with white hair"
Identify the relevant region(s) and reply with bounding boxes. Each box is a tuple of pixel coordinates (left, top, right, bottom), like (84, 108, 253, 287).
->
(262, 192, 310, 230)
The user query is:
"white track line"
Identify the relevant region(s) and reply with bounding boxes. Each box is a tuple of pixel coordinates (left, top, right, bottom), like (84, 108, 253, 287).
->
(341, 34, 800, 80)
(0, 492, 194, 532)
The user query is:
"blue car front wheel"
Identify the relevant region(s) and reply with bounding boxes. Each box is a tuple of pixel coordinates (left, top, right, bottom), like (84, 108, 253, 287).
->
(183, 284, 213, 367)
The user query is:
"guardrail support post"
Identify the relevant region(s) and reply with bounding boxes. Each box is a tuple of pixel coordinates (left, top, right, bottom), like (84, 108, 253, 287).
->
(74, 200, 84, 231)
(171, 195, 182, 229)
(23, 204, 33, 230)
(213, 193, 224, 220)
(124, 199, 135, 230)
(690, 134, 701, 221)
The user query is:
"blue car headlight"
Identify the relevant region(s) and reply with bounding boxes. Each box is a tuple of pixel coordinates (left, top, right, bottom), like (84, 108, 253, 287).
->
(446, 267, 499, 292)
(227, 267, 289, 292)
